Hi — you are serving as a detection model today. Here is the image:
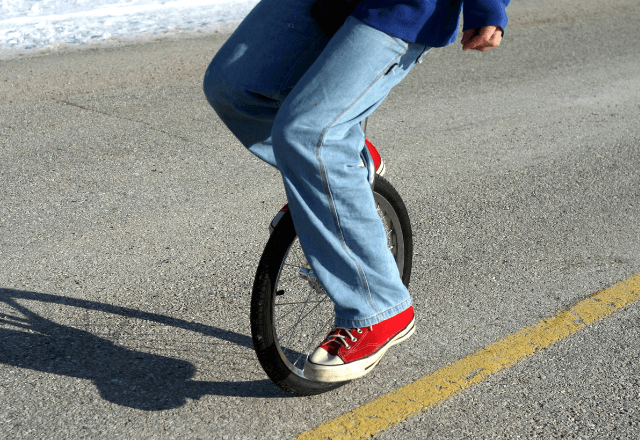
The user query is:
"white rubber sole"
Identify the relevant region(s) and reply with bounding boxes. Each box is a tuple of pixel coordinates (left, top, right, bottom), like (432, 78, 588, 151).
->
(303, 318, 415, 383)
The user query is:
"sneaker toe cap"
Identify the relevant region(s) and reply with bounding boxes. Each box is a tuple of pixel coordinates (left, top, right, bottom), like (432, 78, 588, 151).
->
(308, 347, 344, 366)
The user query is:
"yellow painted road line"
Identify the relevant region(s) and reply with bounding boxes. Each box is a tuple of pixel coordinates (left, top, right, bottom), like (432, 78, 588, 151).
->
(296, 273, 640, 440)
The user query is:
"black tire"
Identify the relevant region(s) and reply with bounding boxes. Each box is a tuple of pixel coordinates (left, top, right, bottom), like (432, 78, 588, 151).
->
(250, 176, 413, 396)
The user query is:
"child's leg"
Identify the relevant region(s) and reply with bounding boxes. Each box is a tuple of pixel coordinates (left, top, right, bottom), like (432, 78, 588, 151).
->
(272, 17, 429, 326)
(203, 0, 328, 167)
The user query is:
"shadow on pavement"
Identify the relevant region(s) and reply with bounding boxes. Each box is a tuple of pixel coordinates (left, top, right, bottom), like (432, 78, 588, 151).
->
(0, 288, 292, 411)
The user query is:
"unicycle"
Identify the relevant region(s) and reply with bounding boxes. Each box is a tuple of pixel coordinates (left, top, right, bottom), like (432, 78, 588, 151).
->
(250, 144, 413, 396)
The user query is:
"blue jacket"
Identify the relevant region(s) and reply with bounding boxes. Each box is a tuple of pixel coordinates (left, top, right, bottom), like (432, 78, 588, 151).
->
(352, 0, 510, 47)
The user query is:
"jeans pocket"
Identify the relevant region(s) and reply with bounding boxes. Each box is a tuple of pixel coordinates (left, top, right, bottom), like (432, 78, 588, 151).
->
(384, 63, 399, 75)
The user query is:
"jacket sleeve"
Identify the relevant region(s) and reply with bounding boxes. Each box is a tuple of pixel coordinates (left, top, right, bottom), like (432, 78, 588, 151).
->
(462, 0, 510, 33)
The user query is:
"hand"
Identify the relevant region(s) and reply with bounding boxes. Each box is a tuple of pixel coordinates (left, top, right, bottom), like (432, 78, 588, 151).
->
(461, 26, 503, 51)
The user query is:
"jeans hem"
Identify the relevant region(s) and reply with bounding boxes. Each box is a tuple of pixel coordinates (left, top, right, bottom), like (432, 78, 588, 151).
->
(334, 297, 413, 328)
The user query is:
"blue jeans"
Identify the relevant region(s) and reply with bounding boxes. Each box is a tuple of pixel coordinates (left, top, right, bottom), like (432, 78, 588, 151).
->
(204, 0, 429, 327)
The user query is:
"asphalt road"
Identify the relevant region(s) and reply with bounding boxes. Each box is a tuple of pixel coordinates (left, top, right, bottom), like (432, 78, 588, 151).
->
(1, 0, 639, 438)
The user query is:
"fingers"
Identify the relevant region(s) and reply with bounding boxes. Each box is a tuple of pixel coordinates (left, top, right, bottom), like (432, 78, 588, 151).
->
(461, 26, 503, 51)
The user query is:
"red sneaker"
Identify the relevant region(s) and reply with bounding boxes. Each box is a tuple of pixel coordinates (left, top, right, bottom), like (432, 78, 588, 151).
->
(365, 138, 386, 176)
(303, 306, 415, 382)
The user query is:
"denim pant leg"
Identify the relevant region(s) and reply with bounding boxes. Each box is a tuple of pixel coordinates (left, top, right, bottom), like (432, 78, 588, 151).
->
(272, 17, 428, 327)
(203, 0, 328, 166)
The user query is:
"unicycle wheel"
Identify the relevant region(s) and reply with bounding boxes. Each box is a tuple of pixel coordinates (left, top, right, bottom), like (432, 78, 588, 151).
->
(250, 176, 413, 396)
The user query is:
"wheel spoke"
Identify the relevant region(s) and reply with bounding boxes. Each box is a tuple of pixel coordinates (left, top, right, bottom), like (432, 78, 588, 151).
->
(275, 274, 305, 285)
(277, 288, 317, 348)
(276, 300, 327, 306)
(278, 292, 329, 347)
(291, 314, 334, 368)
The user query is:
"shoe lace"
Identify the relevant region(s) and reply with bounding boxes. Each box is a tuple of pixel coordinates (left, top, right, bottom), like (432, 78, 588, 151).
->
(327, 326, 372, 349)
